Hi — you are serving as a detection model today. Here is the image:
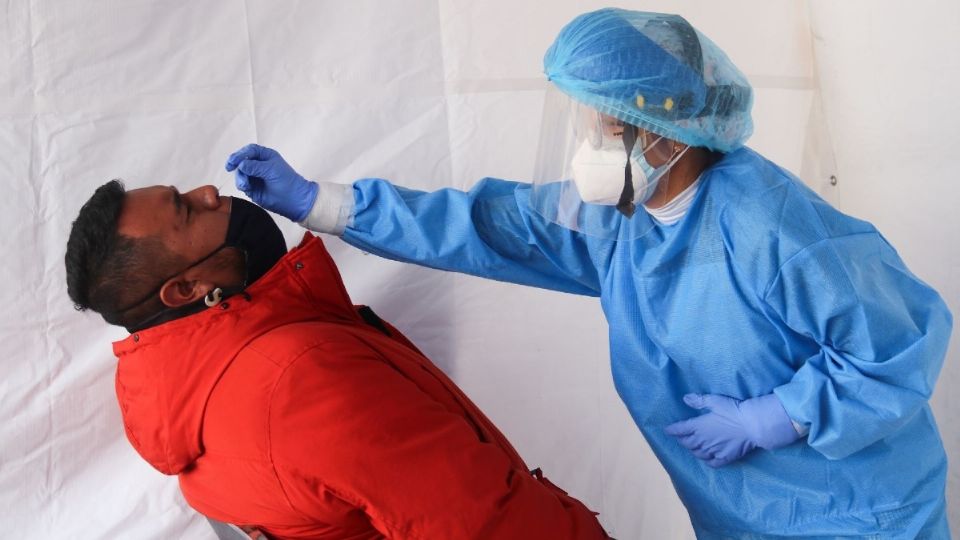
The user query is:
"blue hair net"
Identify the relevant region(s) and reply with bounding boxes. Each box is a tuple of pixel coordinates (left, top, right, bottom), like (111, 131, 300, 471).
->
(544, 8, 753, 152)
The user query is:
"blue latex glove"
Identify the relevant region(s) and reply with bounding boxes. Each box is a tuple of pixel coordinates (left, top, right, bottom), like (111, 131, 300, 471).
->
(664, 393, 802, 468)
(225, 144, 319, 222)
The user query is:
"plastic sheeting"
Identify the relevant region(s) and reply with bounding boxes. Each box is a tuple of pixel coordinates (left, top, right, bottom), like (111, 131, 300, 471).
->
(0, 1, 955, 538)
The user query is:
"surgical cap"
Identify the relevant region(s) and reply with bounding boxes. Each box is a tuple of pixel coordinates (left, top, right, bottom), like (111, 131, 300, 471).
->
(544, 8, 754, 152)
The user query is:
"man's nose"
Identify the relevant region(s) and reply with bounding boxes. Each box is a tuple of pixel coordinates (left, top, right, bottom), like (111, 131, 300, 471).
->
(186, 185, 225, 211)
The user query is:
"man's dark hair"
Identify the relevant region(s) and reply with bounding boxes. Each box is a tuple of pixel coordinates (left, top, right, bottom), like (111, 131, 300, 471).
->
(65, 180, 180, 328)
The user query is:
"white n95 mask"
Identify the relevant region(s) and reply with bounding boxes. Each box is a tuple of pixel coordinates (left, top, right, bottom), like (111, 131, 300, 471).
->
(531, 88, 694, 238)
(570, 139, 657, 206)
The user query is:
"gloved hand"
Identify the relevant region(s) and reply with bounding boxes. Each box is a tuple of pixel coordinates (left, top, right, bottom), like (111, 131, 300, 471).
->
(225, 144, 319, 222)
(664, 392, 802, 468)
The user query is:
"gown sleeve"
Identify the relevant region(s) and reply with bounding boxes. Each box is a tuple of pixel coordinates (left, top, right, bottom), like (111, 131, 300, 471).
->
(336, 177, 615, 297)
(767, 232, 953, 459)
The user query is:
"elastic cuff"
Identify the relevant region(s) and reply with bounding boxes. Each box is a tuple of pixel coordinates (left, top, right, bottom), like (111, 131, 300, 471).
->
(751, 393, 803, 449)
(299, 181, 354, 235)
(773, 385, 811, 438)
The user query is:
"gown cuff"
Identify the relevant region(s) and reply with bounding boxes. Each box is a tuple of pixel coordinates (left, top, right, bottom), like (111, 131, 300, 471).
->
(299, 181, 354, 235)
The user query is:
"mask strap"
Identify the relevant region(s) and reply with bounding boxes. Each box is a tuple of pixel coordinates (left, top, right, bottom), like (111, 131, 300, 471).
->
(124, 283, 244, 333)
(617, 124, 639, 217)
(118, 242, 230, 314)
(113, 242, 234, 333)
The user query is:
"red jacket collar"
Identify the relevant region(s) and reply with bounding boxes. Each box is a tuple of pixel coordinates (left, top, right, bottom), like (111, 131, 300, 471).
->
(113, 233, 361, 474)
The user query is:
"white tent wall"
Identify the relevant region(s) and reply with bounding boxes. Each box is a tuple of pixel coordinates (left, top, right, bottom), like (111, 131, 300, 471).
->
(0, 1, 955, 539)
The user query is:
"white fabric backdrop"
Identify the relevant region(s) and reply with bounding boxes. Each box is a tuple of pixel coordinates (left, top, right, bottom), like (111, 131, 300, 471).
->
(0, 1, 955, 538)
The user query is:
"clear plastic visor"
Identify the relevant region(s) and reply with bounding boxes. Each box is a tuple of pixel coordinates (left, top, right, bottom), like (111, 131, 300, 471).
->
(530, 88, 689, 240)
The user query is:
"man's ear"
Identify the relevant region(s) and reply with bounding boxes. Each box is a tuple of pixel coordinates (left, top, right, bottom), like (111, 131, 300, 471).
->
(158, 276, 214, 308)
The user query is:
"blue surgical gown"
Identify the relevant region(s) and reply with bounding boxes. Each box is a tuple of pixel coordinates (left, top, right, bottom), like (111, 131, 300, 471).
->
(339, 147, 953, 538)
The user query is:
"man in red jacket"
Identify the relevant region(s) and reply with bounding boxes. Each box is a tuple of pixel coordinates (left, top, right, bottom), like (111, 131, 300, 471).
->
(65, 180, 609, 540)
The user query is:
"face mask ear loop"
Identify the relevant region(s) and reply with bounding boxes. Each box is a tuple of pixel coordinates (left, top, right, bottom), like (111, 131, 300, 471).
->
(660, 144, 691, 178)
(617, 124, 639, 217)
(592, 111, 604, 149)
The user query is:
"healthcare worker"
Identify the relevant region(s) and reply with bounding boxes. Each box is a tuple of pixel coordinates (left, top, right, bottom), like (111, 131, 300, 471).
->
(226, 9, 953, 539)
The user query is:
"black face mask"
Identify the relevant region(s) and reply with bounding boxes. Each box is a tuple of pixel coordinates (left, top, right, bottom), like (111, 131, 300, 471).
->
(225, 197, 288, 288)
(122, 197, 287, 332)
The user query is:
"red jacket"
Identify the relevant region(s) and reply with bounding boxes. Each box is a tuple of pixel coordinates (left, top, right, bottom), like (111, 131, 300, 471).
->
(113, 234, 606, 539)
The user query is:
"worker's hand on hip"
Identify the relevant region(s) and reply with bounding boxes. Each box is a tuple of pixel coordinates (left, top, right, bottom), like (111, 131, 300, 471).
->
(226, 144, 319, 222)
(664, 392, 802, 468)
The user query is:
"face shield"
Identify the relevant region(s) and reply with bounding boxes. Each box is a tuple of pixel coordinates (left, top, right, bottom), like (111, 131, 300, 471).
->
(530, 88, 690, 240)
(531, 8, 754, 239)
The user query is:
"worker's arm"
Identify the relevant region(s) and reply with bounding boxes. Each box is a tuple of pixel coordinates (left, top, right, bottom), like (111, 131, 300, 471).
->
(767, 233, 952, 459)
(340, 177, 614, 296)
(227, 143, 613, 297)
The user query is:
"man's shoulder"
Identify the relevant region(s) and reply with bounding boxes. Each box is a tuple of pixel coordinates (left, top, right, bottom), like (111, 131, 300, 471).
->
(205, 320, 380, 418)
(202, 321, 381, 448)
(240, 320, 373, 368)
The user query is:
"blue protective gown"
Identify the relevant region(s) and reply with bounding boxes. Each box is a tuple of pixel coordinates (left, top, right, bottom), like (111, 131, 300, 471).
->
(339, 148, 953, 538)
